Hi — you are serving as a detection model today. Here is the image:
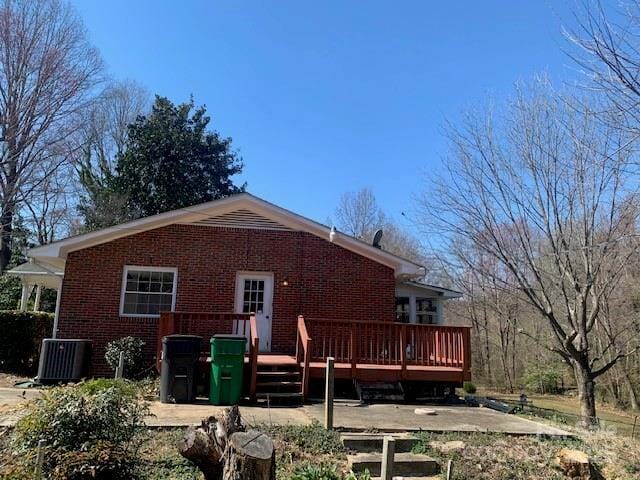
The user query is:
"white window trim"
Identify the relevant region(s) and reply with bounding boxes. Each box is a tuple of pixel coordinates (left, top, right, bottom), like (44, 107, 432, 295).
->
(395, 293, 442, 325)
(119, 265, 178, 318)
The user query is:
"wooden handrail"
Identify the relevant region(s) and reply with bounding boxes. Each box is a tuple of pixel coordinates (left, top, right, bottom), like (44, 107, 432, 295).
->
(297, 315, 312, 400)
(155, 311, 253, 368)
(249, 314, 259, 400)
(303, 317, 470, 330)
(304, 318, 471, 372)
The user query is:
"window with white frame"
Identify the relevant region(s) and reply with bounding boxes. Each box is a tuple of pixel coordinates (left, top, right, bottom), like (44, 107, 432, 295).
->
(120, 266, 177, 316)
(416, 297, 436, 324)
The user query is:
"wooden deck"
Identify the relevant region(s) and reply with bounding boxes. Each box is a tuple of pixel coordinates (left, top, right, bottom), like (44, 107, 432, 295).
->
(158, 312, 472, 402)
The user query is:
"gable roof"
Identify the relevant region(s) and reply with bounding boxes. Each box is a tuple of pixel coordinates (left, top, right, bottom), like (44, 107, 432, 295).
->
(28, 193, 425, 278)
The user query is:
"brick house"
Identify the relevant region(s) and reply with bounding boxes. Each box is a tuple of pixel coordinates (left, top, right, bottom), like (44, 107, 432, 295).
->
(18, 193, 469, 400)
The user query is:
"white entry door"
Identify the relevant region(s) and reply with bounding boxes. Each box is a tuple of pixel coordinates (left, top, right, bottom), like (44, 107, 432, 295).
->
(235, 273, 273, 352)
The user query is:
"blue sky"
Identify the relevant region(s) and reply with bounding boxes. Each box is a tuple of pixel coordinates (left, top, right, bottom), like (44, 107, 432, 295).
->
(72, 0, 579, 232)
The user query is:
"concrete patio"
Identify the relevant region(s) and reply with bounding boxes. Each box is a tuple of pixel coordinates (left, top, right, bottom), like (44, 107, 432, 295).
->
(0, 386, 570, 436)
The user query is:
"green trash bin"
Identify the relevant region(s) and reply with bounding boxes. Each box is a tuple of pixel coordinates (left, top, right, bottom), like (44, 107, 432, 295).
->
(209, 334, 247, 405)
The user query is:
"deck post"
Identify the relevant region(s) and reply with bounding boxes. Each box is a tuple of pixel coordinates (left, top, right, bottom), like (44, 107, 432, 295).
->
(350, 323, 357, 378)
(324, 356, 335, 430)
(400, 324, 407, 380)
(381, 436, 395, 480)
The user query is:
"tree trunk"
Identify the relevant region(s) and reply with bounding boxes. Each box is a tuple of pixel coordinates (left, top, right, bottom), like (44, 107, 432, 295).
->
(621, 366, 640, 411)
(223, 430, 275, 480)
(178, 407, 275, 480)
(0, 202, 14, 273)
(573, 362, 598, 428)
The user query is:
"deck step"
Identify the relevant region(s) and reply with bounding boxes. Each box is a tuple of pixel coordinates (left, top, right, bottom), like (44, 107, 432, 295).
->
(256, 370, 300, 376)
(341, 433, 419, 453)
(347, 452, 439, 477)
(256, 392, 303, 400)
(256, 381, 302, 388)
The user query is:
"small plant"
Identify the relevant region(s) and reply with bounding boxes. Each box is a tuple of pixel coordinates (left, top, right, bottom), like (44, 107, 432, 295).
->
(463, 381, 477, 394)
(10, 379, 149, 479)
(291, 463, 341, 480)
(105, 336, 146, 378)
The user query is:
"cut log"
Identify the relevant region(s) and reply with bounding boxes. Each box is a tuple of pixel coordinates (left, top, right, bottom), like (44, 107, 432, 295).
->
(223, 430, 276, 480)
(177, 426, 223, 480)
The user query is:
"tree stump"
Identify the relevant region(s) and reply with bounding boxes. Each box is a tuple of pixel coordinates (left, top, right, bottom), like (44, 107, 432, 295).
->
(177, 407, 275, 480)
(557, 448, 601, 480)
(223, 430, 275, 480)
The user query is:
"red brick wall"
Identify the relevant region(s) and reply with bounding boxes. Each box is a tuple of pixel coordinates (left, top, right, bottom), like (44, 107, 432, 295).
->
(57, 225, 396, 375)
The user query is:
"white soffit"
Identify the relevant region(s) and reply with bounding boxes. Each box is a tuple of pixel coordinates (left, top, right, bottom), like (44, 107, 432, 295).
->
(183, 208, 293, 231)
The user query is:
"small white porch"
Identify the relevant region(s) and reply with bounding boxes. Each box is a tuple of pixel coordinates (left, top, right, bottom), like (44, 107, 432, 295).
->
(6, 260, 63, 312)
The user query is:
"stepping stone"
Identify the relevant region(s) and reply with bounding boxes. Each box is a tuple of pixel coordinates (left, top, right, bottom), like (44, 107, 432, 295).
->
(347, 452, 439, 477)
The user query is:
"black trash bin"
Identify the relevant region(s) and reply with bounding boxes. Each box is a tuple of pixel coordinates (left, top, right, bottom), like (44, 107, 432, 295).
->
(160, 335, 202, 403)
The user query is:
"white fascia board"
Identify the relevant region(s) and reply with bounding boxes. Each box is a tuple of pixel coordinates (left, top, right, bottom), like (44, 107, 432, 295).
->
(27, 193, 424, 278)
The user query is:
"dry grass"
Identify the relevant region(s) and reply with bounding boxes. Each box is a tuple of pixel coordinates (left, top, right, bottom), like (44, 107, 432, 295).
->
(413, 429, 640, 480)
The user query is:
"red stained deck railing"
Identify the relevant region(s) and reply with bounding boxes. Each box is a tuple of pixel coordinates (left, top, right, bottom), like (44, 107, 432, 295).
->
(297, 316, 471, 397)
(157, 311, 259, 398)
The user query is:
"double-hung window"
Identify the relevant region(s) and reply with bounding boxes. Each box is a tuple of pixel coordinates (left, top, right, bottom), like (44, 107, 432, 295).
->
(120, 266, 177, 317)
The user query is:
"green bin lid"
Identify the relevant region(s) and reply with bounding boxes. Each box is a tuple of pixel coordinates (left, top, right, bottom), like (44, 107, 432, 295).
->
(210, 334, 247, 343)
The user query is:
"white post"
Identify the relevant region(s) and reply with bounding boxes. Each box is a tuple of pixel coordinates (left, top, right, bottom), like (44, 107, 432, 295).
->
(325, 356, 335, 430)
(52, 283, 63, 339)
(34, 285, 42, 311)
(19, 283, 30, 311)
(381, 436, 395, 480)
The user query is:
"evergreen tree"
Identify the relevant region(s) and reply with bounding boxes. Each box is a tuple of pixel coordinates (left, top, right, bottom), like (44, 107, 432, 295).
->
(113, 96, 244, 217)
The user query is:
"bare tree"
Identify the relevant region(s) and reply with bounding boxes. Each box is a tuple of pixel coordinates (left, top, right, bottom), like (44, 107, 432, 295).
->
(23, 160, 75, 245)
(75, 80, 149, 231)
(420, 82, 640, 426)
(334, 188, 383, 239)
(0, 0, 103, 271)
(333, 187, 428, 265)
(566, 0, 640, 132)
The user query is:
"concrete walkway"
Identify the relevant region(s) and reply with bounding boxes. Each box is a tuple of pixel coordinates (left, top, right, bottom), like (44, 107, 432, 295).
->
(304, 401, 570, 436)
(0, 387, 569, 436)
(148, 401, 312, 427)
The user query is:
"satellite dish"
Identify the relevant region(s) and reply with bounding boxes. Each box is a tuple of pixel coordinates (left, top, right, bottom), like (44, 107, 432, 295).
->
(372, 229, 383, 249)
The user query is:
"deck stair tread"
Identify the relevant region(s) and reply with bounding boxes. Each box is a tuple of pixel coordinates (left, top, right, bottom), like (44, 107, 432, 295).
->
(256, 381, 302, 388)
(347, 452, 439, 477)
(255, 392, 302, 399)
(256, 370, 300, 376)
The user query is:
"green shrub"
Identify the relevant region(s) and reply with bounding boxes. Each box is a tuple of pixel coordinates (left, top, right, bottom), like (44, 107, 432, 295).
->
(105, 336, 146, 378)
(0, 310, 54, 374)
(463, 381, 477, 394)
(10, 379, 149, 479)
(0, 274, 22, 310)
(524, 365, 562, 394)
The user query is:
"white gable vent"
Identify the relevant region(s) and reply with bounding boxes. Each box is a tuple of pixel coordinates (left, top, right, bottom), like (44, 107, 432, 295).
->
(188, 209, 294, 231)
